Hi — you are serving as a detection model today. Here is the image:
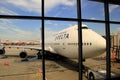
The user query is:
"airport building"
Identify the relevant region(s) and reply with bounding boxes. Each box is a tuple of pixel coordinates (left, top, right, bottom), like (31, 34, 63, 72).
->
(0, 0, 120, 80)
(110, 32, 120, 61)
(111, 32, 120, 48)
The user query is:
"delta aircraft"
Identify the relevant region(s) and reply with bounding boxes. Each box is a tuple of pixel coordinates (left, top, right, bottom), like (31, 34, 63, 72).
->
(0, 24, 106, 60)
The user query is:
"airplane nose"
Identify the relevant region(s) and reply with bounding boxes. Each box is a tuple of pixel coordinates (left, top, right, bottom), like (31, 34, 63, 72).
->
(100, 40, 106, 51)
(96, 37, 106, 55)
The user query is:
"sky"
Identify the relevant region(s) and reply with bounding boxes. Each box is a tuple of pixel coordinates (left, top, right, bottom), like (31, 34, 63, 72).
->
(0, 0, 120, 41)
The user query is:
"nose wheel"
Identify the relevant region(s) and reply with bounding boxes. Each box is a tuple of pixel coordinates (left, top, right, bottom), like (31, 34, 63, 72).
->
(88, 72, 95, 80)
(37, 51, 42, 59)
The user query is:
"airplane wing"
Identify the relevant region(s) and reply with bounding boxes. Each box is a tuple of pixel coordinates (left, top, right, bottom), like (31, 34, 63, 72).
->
(0, 45, 52, 59)
(5, 45, 50, 51)
(6, 46, 41, 51)
(5, 45, 56, 53)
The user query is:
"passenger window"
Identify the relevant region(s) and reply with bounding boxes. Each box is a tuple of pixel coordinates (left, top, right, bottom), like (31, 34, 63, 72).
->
(90, 43, 92, 45)
(84, 43, 86, 45)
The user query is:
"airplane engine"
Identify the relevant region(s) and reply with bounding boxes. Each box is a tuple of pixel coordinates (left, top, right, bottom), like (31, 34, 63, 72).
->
(19, 51, 27, 58)
(0, 48, 5, 55)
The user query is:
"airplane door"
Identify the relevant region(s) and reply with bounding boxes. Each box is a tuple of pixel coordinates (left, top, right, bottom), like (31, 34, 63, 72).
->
(62, 43, 66, 50)
(62, 42, 67, 52)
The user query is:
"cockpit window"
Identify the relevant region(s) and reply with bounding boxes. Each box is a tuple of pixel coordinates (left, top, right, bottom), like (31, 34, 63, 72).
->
(76, 25, 89, 30)
(82, 27, 88, 29)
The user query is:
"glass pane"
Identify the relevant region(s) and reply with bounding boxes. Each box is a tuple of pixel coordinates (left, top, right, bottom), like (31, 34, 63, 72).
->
(82, 22, 105, 35)
(81, 0, 105, 20)
(45, 20, 78, 80)
(0, 0, 41, 16)
(44, 0, 77, 18)
(82, 22, 107, 80)
(0, 20, 40, 41)
(109, 4, 120, 22)
(110, 24, 120, 78)
(0, 19, 41, 80)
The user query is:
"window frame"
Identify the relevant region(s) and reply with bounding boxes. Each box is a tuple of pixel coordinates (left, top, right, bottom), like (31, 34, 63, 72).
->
(0, 0, 120, 80)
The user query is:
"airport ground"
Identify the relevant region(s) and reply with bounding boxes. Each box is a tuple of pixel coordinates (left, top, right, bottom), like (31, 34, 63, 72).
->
(0, 47, 120, 80)
(0, 57, 80, 80)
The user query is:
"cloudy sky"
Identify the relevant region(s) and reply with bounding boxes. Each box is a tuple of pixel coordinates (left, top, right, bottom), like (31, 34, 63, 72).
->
(0, 0, 120, 41)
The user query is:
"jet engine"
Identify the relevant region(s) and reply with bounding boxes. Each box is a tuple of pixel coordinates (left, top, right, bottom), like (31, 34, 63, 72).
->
(19, 51, 27, 58)
(0, 47, 5, 55)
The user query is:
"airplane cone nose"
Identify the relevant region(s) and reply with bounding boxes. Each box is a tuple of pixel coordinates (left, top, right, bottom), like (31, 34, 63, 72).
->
(100, 40, 106, 51)
(96, 37, 106, 56)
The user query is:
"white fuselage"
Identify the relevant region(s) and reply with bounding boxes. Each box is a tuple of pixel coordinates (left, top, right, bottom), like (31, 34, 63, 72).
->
(46, 25, 106, 59)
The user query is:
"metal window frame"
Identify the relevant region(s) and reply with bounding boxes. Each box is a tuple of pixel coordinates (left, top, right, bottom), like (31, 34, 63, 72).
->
(104, 0, 111, 79)
(0, 0, 120, 80)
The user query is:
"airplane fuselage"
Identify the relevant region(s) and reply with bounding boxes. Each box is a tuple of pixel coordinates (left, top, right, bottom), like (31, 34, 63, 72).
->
(0, 25, 106, 60)
(46, 25, 106, 59)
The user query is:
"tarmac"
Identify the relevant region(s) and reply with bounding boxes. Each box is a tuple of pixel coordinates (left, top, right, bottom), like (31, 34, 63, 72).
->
(0, 57, 80, 80)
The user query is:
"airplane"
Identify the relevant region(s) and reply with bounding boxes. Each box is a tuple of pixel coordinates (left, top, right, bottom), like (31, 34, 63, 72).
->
(0, 24, 106, 60)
